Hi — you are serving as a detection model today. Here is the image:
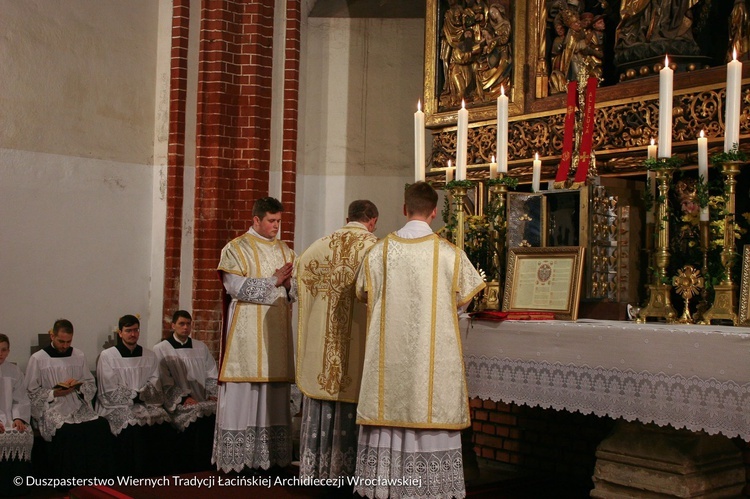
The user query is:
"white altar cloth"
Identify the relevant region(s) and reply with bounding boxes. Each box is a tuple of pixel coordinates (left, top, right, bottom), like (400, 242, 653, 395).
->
(461, 318, 750, 440)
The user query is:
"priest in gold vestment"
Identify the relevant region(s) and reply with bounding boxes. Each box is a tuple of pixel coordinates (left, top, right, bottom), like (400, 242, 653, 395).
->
(213, 197, 296, 472)
(353, 182, 485, 499)
(295, 200, 379, 480)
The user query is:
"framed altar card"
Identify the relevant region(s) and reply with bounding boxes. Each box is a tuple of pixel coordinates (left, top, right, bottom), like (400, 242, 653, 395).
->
(506, 192, 545, 248)
(502, 246, 585, 321)
(738, 245, 750, 326)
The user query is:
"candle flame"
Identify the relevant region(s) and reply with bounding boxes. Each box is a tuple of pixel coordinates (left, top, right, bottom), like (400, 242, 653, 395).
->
(417, 100, 422, 112)
(733, 48, 738, 61)
(461, 99, 466, 109)
(664, 55, 669, 67)
(501, 85, 505, 96)
(700, 130, 705, 139)
(491, 155, 496, 163)
(650, 138, 655, 146)
(535, 153, 539, 161)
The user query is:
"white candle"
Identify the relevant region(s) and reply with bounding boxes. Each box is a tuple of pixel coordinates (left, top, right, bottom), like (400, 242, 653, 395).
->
(497, 86, 509, 173)
(698, 130, 709, 221)
(532, 153, 541, 193)
(490, 155, 498, 179)
(456, 100, 468, 180)
(724, 50, 742, 152)
(414, 100, 426, 182)
(646, 170, 656, 224)
(446, 160, 454, 183)
(658, 56, 673, 158)
(648, 138, 657, 160)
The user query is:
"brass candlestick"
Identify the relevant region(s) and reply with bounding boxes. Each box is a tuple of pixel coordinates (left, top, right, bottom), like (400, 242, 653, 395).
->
(484, 179, 509, 310)
(449, 186, 468, 250)
(702, 160, 743, 325)
(637, 167, 677, 323)
(693, 219, 711, 322)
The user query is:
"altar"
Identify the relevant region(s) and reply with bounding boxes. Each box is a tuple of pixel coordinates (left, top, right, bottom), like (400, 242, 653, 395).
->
(461, 318, 750, 496)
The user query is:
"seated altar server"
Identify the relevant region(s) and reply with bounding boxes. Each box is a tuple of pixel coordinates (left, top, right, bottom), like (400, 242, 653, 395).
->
(0, 334, 33, 497)
(352, 182, 485, 499)
(96, 314, 177, 477)
(25, 319, 113, 480)
(153, 310, 217, 472)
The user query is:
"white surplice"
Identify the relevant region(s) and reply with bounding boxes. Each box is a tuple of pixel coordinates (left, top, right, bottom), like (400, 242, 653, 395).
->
(153, 336, 218, 431)
(25, 347, 99, 441)
(0, 362, 33, 461)
(95, 345, 170, 435)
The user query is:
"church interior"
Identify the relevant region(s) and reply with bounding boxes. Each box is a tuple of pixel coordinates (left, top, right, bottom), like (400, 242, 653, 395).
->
(2, 0, 750, 497)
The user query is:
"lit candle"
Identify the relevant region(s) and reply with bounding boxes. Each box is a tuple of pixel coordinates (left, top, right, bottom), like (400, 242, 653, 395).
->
(456, 100, 468, 180)
(646, 170, 656, 224)
(724, 49, 742, 152)
(648, 138, 657, 160)
(497, 86, 509, 173)
(698, 130, 709, 221)
(658, 56, 673, 158)
(446, 160, 454, 183)
(532, 153, 541, 193)
(414, 100, 426, 182)
(490, 155, 498, 179)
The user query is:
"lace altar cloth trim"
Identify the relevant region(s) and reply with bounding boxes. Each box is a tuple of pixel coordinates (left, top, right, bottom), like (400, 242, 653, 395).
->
(465, 356, 750, 440)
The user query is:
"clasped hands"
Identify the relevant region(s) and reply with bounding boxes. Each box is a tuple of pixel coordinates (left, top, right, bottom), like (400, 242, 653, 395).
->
(273, 262, 293, 290)
(0, 418, 27, 432)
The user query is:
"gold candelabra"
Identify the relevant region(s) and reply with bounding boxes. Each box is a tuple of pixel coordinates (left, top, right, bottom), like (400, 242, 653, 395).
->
(637, 167, 677, 323)
(701, 160, 743, 325)
(483, 179, 509, 310)
(449, 185, 468, 250)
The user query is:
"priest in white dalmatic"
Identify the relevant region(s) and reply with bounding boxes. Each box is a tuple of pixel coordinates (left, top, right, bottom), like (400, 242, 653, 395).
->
(96, 314, 176, 477)
(353, 182, 485, 499)
(295, 200, 379, 480)
(153, 309, 218, 471)
(213, 196, 296, 472)
(0, 333, 32, 496)
(25, 319, 113, 479)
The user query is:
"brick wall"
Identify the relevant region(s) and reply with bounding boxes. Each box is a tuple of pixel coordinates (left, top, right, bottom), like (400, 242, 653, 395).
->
(164, 0, 299, 352)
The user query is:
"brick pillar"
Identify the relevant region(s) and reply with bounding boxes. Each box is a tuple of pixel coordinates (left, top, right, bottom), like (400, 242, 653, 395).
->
(162, 0, 191, 337)
(191, 0, 277, 352)
(280, 0, 300, 245)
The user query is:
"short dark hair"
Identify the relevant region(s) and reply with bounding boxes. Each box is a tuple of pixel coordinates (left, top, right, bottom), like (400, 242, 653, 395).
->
(52, 319, 74, 336)
(172, 310, 192, 323)
(252, 197, 284, 219)
(348, 200, 379, 222)
(0, 334, 8, 347)
(118, 315, 140, 331)
(405, 181, 438, 217)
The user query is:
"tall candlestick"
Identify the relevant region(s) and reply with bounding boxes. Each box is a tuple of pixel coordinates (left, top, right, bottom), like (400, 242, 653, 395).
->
(698, 130, 709, 221)
(658, 56, 673, 158)
(532, 154, 541, 193)
(414, 100, 426, 182)
(446, 160, 454, 183)
(724, 50, 742, 152)
(646, 170, 656, 224)
(490, 155, 498, 179)
(648, 138, 657, 159)
(497, 86, 509, 173)
(456, 100, 468, 180)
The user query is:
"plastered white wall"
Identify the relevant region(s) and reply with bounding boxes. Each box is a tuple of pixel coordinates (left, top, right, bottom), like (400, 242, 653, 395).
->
(296, 16, 429, 250)
(0, 0, 166, 369)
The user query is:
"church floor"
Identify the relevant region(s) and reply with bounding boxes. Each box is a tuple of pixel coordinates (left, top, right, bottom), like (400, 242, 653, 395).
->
(20, 459, 592, 498)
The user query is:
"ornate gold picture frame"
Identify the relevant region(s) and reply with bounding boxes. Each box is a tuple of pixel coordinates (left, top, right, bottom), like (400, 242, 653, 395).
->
(738, 245, 750, 326)
(423, 0, 527, 127)
(502, 246, 585, 320)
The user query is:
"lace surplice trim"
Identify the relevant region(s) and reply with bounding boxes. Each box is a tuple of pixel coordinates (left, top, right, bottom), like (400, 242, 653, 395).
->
(237, 277, 278, 304)
(0, 429, 34, 461)
(29, 386, 100, 441)
(205, 378, 218, 398)
(103, 403, 171, 436)
(139, 382, 164, 405)
(170, 401, 216, 432)
(465, 356, 750, 440)
(212, 426, 292, 472)
(98, 386, 135, 406)
(354, 446, 466, 499)
(300, 446, 357, 479)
